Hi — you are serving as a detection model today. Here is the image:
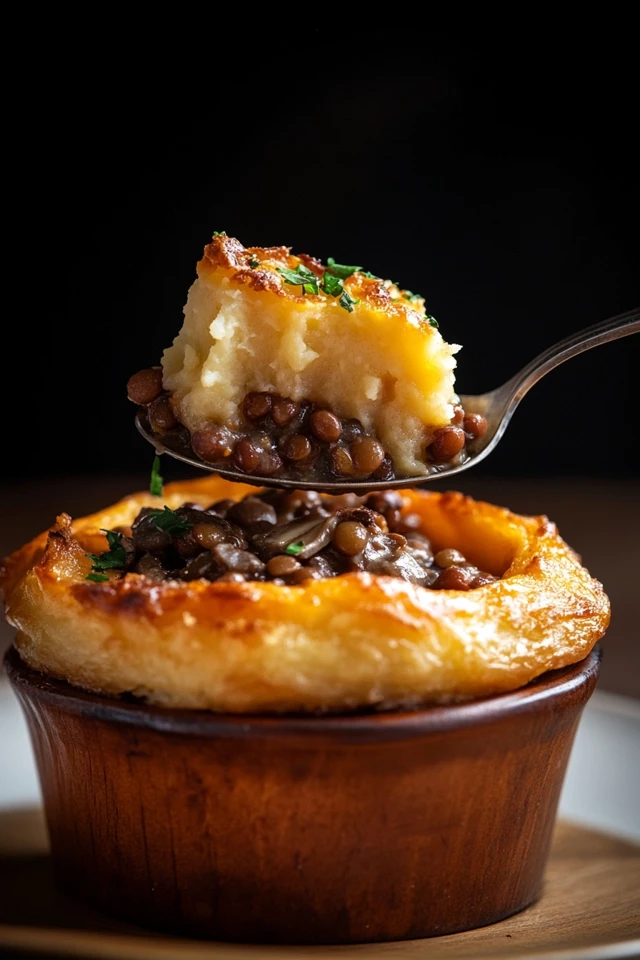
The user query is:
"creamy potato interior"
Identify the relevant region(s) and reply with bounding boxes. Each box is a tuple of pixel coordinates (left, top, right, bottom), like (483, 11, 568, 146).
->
(162, 236, 460, 476)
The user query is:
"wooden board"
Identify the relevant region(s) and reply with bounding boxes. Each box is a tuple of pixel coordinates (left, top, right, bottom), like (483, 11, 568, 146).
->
(0, 808, 638, 958)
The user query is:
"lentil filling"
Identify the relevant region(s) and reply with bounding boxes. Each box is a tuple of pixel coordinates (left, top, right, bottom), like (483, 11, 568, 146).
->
(91, 489, 499, 589)
(127, 370, 488, 481)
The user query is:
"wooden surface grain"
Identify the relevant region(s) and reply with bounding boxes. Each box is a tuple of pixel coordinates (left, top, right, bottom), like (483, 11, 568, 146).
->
(1, 474, 637, 698)
(0, 810, 638, 958)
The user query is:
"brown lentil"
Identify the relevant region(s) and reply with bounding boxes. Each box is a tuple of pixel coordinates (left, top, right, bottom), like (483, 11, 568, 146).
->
(207, 499, 235, 517)
(427, 426, 465, 462)
(242, 391, 272, 421)
(341, 418, 365, 443)
(350, 436, 385, 474)
(131, 522, 171, 555)
(191, 426, 233, 462)
(126, 368, 164, 405)
(435, 565, 477, 590)
(471, 572, 498, 587)
(394, 512, 422, 535)
(173, 531, 201, 559)
(280, 490, 323, 514)
(193, 522, 228, 550)
(271, 398, 300, 426)
(463, 413, 488, 439)
(310, 409, 342, 443)
(385, 507, 403, 531)
(280, 434, 312, 461)
(330, 445, 356, 476)
(289, 566, 320, 584)
(267, 555, 302, 577)
(134, 553, 166, 579)
(434, 548, 467, 568)
(334, 521, 370, 556)
(366, 492, 403, 515)
(233, 438, 262, 472)
(227, 498, 277, 528)
(148, 397, 178, 433)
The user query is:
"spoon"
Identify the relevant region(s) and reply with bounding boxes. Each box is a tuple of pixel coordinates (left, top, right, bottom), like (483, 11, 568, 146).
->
(136, 306, 640, 492)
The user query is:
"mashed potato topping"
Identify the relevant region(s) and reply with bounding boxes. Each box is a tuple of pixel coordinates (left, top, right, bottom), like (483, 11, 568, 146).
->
(161, 235, 461, 476)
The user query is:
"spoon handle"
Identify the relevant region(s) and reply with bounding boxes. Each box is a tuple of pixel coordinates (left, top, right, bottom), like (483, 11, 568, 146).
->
(503, 306, 640, 402)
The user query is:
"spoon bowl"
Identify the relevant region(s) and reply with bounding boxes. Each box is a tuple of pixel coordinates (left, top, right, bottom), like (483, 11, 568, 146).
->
(136, 307, 640, 492)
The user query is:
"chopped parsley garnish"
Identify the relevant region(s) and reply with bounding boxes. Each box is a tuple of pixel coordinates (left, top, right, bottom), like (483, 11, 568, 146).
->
(86, 572, 110, 583)
(277, 264, 319, 296)
(85, 529, 128, 579)
(320, 272, 345, 298)
(277, 258, 364, 312)
(150, 455, 163, 496)
(248, 255, 260, 268)
(427, 315, 439, 328)
(146, 506, 193, 537)
(402, 289, 423, 302)
(325, 257, 361, 279)
(212, 230, 227, 236)
(339, 289, 360, 313)
(277, 252, 432, 315)
(285, 541, 304, 556)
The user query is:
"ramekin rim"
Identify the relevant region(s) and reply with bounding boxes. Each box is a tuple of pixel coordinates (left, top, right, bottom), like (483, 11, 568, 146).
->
(4, 645, 601, 743)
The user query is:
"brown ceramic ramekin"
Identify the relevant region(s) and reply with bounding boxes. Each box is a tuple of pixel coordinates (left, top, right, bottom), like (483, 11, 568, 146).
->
(5, 645, 601, 945)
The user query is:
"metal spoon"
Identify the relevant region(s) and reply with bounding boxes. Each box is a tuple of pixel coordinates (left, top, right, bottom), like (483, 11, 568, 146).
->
(136, 306, 639, 492)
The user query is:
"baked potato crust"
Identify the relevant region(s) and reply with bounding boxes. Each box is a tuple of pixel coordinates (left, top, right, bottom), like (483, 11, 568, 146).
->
(1, 477, 609, 712)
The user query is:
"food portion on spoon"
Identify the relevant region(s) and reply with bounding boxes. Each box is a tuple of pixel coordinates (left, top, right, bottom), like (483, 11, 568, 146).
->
(128, 233, 487, 488)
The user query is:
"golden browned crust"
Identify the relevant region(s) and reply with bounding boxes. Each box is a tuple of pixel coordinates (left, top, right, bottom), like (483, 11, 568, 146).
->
(197, 234, 434, 325)
(1, 477, 609, 712)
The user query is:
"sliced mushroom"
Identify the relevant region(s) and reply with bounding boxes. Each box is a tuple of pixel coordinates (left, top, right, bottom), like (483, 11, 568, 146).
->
(253, 515, 339, 560)
(361, 532, 438, 586)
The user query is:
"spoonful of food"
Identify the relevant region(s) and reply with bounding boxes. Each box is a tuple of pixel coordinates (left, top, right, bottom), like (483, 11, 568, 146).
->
(134, 306, 639, 493)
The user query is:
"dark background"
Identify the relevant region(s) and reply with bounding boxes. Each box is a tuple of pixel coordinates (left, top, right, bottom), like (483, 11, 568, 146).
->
(9, 34, 639, 483)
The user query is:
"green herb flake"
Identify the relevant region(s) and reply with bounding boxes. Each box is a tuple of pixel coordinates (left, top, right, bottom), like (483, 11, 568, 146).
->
(402, 289, 423, 302)
(360, 270, 379, 279)
(248, 255, 260, 268)
(86, 572, 110, 583)
(150, 455, 163, 496)
(104, 529, 124, 552)
(326, 257, 361, 279)
(86, 529, 127, 573)
(147, 506, 193, 537)
(277, 265, 319, 295)
(427, 315, 439, 328)
(212, 230, 227, 236)
(321, 272, 344, 297)
(285, 541, 304, 556)
(339, 290, 360, 313)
